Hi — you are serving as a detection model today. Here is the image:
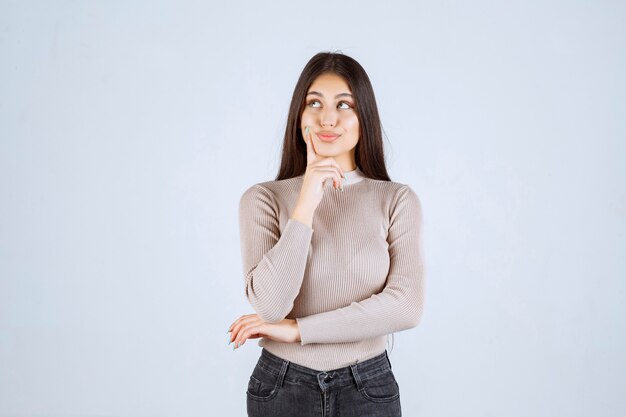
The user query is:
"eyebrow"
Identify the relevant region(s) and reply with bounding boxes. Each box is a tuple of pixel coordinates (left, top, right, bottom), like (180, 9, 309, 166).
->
(306, 91, 353, 99)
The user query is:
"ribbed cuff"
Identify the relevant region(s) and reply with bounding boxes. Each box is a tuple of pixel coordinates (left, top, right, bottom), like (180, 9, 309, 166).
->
(286, 217, 313, 234)
(295, 314, 327, 345)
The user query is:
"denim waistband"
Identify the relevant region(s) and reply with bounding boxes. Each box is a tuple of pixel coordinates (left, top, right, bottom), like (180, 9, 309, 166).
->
(256, 348, 393, 390)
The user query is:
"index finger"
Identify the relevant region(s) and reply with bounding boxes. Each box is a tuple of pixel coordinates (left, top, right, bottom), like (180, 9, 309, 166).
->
(304, 126, 318, 164)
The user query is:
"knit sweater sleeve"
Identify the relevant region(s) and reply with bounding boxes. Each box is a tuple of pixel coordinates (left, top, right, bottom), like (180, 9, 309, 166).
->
(238, 184, 313, 324)
(295, 185, 425, 344)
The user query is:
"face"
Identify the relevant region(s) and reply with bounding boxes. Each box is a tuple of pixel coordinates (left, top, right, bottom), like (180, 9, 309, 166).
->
(300, 72, 359, 168)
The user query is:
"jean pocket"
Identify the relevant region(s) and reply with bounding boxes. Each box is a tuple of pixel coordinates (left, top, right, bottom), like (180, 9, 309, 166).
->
(359, 369, 400, 403)
(246, 365, 281, 402)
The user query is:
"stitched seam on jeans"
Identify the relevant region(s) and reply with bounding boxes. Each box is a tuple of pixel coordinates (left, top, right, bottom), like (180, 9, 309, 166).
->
(257, 362, 280, 377)
(359, 367, 392, 380)
(359, 389, 400, 403)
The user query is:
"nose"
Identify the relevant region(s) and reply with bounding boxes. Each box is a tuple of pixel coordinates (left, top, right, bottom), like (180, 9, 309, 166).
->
(320, 107, 337, 127)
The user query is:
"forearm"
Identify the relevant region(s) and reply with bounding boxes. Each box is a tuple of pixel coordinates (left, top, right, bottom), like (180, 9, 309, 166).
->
(295, 269, 424, 345)
(244, 218, 313, 323)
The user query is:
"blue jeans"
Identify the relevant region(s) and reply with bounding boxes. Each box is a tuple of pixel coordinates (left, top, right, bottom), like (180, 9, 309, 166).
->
(246, 347, 402, 417)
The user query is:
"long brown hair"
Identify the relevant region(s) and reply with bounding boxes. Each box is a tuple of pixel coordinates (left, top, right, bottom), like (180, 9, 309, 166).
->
(275, 51, 391, 181)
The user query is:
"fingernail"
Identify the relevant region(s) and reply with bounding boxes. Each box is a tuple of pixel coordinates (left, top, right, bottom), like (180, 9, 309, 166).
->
(305, 126, 309, 136)
(340, 184, 344, 191)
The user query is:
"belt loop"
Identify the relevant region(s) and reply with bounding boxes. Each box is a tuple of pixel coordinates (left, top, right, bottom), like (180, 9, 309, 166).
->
(349, 363, 364, 391)
(385, 350, 393, 370)
(277, 359, 289, 388)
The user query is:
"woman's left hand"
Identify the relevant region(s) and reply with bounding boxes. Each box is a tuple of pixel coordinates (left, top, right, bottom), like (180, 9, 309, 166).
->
(227, 314, 301, 349)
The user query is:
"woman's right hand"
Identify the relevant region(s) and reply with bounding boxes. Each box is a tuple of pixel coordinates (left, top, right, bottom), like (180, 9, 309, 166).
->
(298, 126, 345, 209)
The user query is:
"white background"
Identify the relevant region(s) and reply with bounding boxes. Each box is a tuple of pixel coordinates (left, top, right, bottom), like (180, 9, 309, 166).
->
(1, 1, 625, 416)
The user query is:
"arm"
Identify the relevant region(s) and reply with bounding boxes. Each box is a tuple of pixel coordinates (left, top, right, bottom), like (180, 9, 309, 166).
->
(295, 185, 425, 344)
(239, 184, 314, 323)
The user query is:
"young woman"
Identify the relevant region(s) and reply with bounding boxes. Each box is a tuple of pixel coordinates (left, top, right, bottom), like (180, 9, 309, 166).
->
(228, 51, 425, 417)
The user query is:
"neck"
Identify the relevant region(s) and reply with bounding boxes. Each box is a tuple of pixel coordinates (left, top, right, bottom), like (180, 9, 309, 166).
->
(332, 152, 356, 173)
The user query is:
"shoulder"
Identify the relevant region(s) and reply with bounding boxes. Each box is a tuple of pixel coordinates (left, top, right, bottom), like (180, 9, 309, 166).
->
(394, 182, 422, 207)
(239, 177, 301, 208)
(367, 179, 422, 220)
(363, 178, 422, 205)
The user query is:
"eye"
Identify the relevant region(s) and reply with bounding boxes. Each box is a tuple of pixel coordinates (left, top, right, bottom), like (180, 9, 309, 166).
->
(306, 100, 354, 110)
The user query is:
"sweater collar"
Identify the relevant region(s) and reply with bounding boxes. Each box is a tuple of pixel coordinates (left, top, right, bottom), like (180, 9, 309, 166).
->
(299, 166, 365, 186)
(342, 166, 365, 185)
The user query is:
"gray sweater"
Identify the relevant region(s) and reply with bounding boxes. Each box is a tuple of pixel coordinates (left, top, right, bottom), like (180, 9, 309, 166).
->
(238, 166, 425, 371)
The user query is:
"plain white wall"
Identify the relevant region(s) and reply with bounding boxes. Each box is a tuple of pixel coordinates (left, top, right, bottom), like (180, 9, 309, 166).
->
(1, 1, 625, 416)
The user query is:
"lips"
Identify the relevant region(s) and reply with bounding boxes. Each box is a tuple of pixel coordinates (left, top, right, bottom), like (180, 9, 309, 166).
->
(316, 131, 340, 142)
